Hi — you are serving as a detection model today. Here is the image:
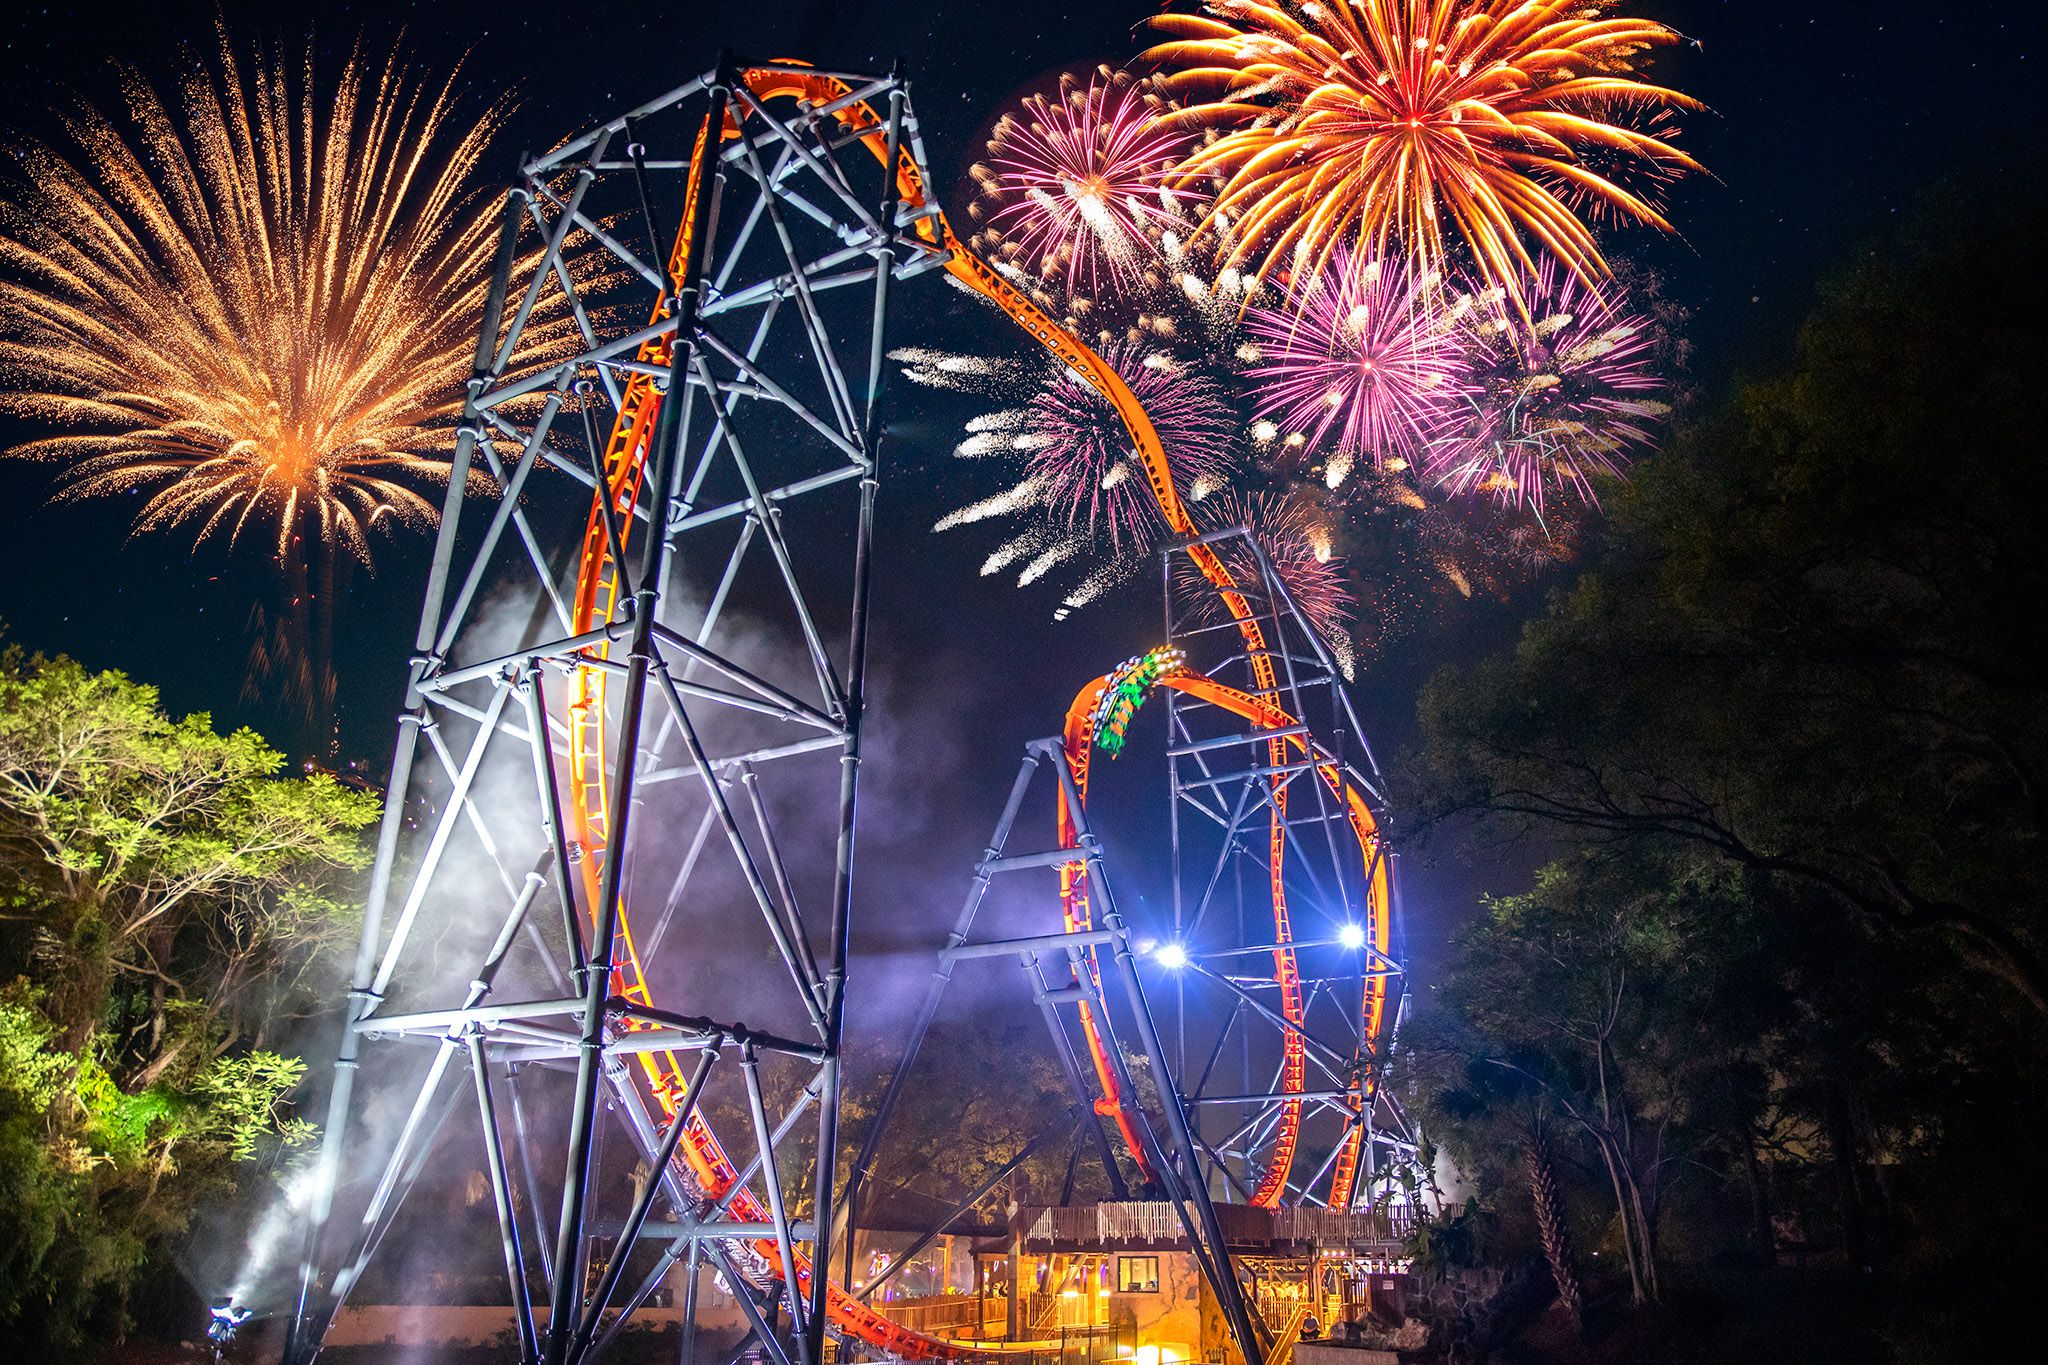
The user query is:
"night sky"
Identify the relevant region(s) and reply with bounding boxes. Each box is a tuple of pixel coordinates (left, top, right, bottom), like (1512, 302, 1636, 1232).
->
(0, 0, 2041, 1001)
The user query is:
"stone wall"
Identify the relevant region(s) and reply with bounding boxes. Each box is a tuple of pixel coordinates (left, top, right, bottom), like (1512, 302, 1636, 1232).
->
(1403, 1260, 1547, 1359)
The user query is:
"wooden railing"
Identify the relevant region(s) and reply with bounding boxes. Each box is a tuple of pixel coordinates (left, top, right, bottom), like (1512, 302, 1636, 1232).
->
(1019, 1202, 1417, 1250)
(871, 1294, 988, 1336)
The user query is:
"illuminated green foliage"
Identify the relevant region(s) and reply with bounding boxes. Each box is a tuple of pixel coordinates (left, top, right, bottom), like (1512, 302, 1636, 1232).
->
(0, 648, 373, 1350)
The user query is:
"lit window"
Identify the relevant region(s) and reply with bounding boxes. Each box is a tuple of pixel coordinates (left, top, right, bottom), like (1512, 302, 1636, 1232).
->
(1117, 1256, 1161, 1293)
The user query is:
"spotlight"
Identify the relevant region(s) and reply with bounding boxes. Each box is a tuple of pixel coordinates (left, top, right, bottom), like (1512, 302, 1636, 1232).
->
(207, 1299, 252, 1361)
(1337, 923, 1366, 950)
(1153, 942, 1189, 970)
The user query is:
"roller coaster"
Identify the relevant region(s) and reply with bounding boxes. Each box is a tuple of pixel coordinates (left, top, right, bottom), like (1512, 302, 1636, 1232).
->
(287, 57, 1405, 1365)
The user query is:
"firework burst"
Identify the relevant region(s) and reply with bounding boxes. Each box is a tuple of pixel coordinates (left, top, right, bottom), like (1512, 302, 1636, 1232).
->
(0, 34, 580, 563)
(927, 342, 1239, 561)
(1031, 345, 1237, 550)
(1143, 0, 1702, 301)
(970, 68, 1194, 310)
(1244, 249, 1471, 475)
(1426, 264, 1667, 511)
(1127, 229, 1265, 356)
(1176, 489, 1354, 668)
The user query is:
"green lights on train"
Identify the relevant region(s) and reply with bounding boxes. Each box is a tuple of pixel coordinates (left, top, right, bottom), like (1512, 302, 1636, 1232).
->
(1091, 646, 1187, 755)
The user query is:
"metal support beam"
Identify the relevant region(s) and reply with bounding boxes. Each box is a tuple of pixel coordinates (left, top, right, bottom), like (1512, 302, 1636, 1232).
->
(945, 929, 1117, 961)
(1044, 743, 1267, 1365)
(544, 261, 700, 1349)
(855, 1110, 1083, 1303)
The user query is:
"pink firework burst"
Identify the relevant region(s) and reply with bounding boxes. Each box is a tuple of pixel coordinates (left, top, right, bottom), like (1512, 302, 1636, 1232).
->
(1176, 489, 1353, 651)
(1427, 264, 1669, 513)
(1244, 250, 1471, 476)
(972, 70, 1193, 301)
(1030, 342, 1237, 553)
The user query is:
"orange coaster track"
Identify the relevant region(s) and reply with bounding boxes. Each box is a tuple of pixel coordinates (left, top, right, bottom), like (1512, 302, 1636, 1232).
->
(1058, 670, 1393, 1212)
(563, 64, 1393, 1359)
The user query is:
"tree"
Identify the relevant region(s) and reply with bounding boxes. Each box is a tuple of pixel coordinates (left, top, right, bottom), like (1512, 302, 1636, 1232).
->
(1524, 1121, 1584, 1325)
(0, 647, 375, 1349)
(1410, 194, 2048, 1018)
(1401, 198, 2048, 1355)
(845, 1016, 1124, 1223)
(1420, 855, 1752, 1303)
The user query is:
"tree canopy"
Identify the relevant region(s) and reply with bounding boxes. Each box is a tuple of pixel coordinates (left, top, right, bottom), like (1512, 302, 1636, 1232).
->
(1412, 198, 2046, 1016)
(1401, 196, 2048, 1359)
(0, 647, 375, 1350)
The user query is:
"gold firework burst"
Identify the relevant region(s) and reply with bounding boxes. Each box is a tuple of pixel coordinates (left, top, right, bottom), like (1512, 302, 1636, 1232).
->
(1143, 0, 1703, 300)
(0, 33, 580, 562)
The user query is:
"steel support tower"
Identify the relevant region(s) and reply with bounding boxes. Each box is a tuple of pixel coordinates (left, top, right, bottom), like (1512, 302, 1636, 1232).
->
(851, 529, 1410, 1365)
(287, 59, 942, 1365)
(1154, 529, 1413, 1209)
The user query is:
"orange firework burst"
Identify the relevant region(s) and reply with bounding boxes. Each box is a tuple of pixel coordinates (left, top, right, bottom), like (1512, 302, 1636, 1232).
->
(1142, 0, 1702, 300)
(0, 34, 579, 563)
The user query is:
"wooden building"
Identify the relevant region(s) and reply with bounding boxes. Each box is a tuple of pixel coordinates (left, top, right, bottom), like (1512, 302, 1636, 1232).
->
(905, 1202, 1416, 1365)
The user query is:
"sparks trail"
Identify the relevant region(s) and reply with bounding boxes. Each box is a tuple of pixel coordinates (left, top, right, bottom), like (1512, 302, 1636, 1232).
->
(0, 33, 586, 744)
(970, 68, 1194, 312)
(920, 341, 1241, 591)
(1029, 347, 1237, 554)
